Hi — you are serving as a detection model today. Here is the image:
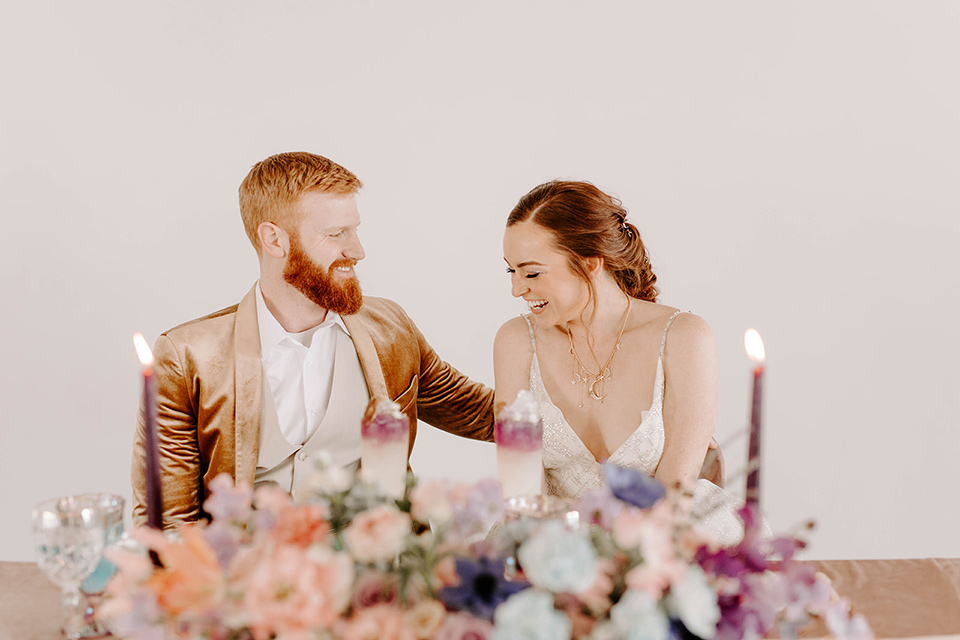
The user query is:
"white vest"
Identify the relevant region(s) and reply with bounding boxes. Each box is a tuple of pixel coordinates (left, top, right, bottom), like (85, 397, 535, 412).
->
(254, 330, 368, 500)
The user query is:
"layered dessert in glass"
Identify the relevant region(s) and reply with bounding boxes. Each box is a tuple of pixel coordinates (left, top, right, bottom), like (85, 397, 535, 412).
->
(360, 398, 410, 499)
(495, 390, 544, 499)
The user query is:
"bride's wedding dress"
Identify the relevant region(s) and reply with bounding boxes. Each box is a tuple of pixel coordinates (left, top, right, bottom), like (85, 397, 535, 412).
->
(522, 313, 748, 546)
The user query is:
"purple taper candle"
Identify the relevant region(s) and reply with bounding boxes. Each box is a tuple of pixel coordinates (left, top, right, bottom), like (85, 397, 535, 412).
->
(134, 333, 163, 531)
(744, 329, 766, 508)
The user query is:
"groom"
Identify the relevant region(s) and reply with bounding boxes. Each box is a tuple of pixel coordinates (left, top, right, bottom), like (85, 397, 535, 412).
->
(132, 152, 495, 528)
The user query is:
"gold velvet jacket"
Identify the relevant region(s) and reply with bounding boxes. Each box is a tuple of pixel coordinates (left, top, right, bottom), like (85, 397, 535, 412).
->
(132, 286, 495, 528)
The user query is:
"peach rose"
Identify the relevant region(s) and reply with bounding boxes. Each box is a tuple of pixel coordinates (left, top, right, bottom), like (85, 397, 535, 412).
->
(271, 503, 330, 548)
(404, 599, 447, 639)
(344, 504, 410, 563)
(146, 525, 225, 616)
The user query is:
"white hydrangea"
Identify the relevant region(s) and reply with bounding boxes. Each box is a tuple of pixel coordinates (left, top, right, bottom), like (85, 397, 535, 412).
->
(517, 520, 598, 593)
(668, 566, 721, 639)
(609, 589, 670, 640)
(492, 589, 571, 640)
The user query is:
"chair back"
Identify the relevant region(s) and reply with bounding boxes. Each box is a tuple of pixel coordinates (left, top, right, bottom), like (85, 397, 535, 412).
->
(698, 437, 725, 488)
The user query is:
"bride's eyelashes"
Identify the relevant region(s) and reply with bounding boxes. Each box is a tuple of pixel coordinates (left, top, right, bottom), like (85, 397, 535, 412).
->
(505, 267, 542, 279)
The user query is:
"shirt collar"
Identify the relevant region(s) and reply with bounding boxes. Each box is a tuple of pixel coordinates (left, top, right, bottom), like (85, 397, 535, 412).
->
(255, 282, 350, 358)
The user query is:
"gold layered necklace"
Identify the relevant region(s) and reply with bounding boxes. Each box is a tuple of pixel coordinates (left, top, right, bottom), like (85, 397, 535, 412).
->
(567, 298, 631, 405)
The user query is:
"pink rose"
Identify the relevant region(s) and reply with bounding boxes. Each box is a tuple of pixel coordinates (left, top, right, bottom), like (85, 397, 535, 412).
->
(253, 485, 293, 519)
(432, 554, 459, 590)
(351, 572, 400, 610)
(434, 612, 493, 640)
(575, 558, 615, 614)
(623, 555, 686, 599)
(340, 604, 416, 640)
(344, 504, 410, 563)
(611, 506, 648, 550)
(241, 544, 353, 637)
(410, 479, 455, 526)
(555, 593, 597, 639)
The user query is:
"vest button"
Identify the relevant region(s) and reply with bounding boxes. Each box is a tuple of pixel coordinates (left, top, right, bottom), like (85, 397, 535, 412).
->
(297, 452, 307, 461)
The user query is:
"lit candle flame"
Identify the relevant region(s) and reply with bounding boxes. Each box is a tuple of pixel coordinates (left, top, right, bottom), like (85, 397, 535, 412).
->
(744, 328, 765, 363)
(133, 333, 155, 367)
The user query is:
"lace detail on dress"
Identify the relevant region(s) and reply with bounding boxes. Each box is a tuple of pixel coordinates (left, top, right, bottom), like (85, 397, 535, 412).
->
(521, 312, 753, 546)
(523, 315, 665, 500)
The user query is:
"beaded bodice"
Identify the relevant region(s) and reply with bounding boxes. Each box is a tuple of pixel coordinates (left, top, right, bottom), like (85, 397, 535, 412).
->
(521, 312, 753, 546)
(525, 316, 666, 499)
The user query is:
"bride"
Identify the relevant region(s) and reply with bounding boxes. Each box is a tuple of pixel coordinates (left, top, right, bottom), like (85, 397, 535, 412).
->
(494, 180, 746, 545)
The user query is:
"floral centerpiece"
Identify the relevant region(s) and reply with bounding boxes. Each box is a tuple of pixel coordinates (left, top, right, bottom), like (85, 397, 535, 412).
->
(102, 456, 871, 640)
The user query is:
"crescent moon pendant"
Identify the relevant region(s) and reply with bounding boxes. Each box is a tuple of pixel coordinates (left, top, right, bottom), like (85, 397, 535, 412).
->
(588, 379, 606, 402)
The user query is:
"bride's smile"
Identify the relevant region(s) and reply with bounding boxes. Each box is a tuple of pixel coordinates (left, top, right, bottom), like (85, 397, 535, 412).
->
(503, 220, 592, 328)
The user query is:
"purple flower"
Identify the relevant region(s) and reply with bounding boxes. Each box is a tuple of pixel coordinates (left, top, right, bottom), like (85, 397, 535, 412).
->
(440, 556, 529, 621)
(201, 521, 244, 568)
(602, 461, 665, 509)
(697, 504, 806, 579)
(203, 473, 252, 523)
(453, 479, 506, 541)
(824, 601, 873, 640)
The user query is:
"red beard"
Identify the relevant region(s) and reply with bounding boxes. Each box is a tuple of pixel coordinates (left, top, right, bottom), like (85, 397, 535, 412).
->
(283, 234, 363, 315)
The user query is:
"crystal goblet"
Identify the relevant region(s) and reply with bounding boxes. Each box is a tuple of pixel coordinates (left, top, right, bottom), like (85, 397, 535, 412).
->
(32, 496, 106, 640)
(79, 494, 124, 637)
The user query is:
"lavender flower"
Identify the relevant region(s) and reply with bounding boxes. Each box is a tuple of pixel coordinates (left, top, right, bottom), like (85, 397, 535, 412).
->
(452, 478, 506, 541)
(824, 601, 873, 640)
(575, 487, 624, 530)
(440, 556, 529, 621)
(201, 520, 244, 568)
(203, 473, 252, 522)
(602, 461, 665, 509)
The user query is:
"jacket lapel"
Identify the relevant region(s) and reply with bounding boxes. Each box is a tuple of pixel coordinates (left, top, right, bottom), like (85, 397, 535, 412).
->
(234, 285, 261, 486)
(343, 312, 388, 401)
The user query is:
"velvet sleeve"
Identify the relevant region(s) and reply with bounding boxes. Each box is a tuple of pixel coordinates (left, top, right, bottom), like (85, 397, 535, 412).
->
(131, 333, 202, 529)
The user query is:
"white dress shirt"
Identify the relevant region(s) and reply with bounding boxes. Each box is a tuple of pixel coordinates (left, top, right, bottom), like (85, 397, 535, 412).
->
(256, 283, 349, 446)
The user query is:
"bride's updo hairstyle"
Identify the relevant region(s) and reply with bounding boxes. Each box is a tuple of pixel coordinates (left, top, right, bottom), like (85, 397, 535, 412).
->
(507, 180, 659, 303)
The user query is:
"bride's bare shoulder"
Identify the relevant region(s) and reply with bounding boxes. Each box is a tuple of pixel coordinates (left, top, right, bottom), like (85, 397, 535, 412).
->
(632, 300, 708, 327)
(630, 301, 714, 348)
(494, 315, 532, 353)
(660, 311, 716, 362)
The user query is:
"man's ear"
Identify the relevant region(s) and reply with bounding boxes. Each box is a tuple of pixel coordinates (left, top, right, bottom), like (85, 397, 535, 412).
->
(257, 222, 288, 259)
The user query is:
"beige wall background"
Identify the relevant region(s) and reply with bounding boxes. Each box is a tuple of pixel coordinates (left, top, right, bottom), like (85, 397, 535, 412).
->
(2, 1, 958, 562)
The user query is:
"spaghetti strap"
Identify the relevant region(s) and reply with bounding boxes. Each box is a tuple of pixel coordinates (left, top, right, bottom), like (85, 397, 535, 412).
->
(521, 314, 537, 355)
(659, 310, 686, 359)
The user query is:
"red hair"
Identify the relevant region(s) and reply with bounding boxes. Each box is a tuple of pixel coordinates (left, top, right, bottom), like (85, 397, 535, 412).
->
(239, 152, 363, 254)
(507, 180, 659, 302)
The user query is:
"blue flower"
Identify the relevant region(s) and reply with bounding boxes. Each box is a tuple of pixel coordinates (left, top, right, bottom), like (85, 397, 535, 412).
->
(440, 556, 529, 621)
(492, 589, 571, 640)
(602, 461, 666, 509)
